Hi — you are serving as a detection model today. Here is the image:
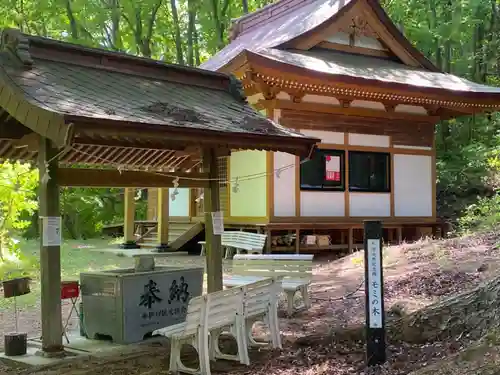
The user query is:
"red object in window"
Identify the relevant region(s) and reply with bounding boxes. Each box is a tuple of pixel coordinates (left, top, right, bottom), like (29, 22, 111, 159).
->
(61, 281, 79, 300)
(326, 171, 341, 181)
(325, 155, 341, 181)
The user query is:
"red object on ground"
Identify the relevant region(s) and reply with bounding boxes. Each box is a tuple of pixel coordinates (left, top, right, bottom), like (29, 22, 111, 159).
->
(61, 281, 79, 300)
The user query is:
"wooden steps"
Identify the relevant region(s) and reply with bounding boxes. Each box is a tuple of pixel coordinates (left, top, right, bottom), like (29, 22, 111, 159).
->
(137, 221, 203, 251)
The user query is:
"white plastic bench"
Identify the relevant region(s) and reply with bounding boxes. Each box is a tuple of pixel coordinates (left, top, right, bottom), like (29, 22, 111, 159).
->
(224, 254, 314, 316)
(156, 279, 282, 375)
(199, 231, 267, 258)
(156, 286, 248, 375)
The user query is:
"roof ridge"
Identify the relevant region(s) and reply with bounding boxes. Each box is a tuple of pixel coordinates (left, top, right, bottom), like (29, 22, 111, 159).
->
(0, 28, 249, 102)
(26, 33, 229, 79)
(230, 0, 317, 40)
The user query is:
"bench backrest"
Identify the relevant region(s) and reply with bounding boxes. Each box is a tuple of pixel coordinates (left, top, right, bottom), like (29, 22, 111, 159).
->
(205, 286, 245, 330)
(180, 295, 206, 336)
(222, 231, 267, 249)
(237, 232, 267, 250)
(221, 231, 239, 244)
(232, 254, 313, 282)
(242, 278, 280, 318)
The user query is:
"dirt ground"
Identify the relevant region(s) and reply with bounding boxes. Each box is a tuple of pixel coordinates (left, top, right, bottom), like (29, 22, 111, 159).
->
(1, 230, 500, 375)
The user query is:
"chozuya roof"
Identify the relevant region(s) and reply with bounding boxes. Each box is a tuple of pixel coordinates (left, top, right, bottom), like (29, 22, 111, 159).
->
(202, 0, 500, 109)
(0, 28, 318, 158)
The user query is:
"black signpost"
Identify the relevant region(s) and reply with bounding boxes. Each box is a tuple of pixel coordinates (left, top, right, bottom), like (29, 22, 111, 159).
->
(364, 220, 386, 367)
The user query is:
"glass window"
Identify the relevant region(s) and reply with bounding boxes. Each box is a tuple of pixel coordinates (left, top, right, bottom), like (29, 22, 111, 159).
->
(300, 149, 345, 191)
(348, 151, 390, 192)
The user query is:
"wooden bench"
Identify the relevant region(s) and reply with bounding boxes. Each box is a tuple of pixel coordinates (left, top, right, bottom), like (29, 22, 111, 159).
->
(157, 286, 248, 375)
(156, 279, 281, 375)
(199, 231, 267, 258)
(224, 254, 314, 316)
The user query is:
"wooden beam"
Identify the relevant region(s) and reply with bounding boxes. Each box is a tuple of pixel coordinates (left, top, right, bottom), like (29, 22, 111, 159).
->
(203, 148, 223, 293)
(38, 136, 63, 354)
(156, 188, 170, 251)
(121, 188, 139, 249)
(57, 168, 209, 188)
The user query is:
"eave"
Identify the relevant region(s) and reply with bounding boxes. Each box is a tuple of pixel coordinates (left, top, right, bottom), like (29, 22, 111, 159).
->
(239, 50, 500, 112)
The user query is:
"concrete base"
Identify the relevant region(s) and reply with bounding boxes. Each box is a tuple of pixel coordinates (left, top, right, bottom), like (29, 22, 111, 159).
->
(155, 244, 172, 253)
(0, 331, 167, 368)
(89, 247, 156, 257)
(119, 242, 141, 250)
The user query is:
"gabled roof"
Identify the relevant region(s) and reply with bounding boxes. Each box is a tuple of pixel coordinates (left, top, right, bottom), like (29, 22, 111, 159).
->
(201, 0, 437, 72)
(202, 0, 500, 109)
(0, 28, 318, 164)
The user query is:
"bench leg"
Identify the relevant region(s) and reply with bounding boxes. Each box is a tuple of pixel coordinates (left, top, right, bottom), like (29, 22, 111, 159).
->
(169, 337, 180, 373)
(300, 286, 311, 310)
(198, 331, 211, 375)
(285, 290, 296, 317)
(268, 304, 282, 349)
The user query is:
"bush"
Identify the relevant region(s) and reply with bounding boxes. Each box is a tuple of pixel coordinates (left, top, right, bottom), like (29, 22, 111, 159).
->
(458, 193, 500, 232)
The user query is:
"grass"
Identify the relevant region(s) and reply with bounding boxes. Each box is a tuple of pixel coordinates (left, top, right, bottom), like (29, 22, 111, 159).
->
(0, 238, 135, 309)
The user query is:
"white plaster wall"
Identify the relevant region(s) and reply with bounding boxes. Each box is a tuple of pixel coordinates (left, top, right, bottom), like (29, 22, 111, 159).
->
(302, 95, 340, 105)
(273, 152, 296, 217)
(349, 193, 391, 217)
(395, 104, 428, 115)
(350, 100, 386, 111)
(168, 188, 190, 217)
(300, 192, 345, 217)
(348, 133, 390, 147)
(394, 155, 433, 217)
(325, 32, 386, 50)
(299, 129, 344, 144)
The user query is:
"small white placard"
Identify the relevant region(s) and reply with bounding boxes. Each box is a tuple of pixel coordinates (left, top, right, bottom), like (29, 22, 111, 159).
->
(305, 235, 316, 245)
(211, 211, 224, 235)
(367, 239, 383, 328)
(42, 216, 62, 247)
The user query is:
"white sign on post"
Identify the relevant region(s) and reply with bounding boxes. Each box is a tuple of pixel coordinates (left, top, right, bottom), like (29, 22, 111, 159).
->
(367, 239, 383, 328)
(211, 211, 224, 235)
(41, 216, 62, 247)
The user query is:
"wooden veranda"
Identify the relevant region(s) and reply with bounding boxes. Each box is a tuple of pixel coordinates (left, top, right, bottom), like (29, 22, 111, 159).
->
(0, 28, 318, 354)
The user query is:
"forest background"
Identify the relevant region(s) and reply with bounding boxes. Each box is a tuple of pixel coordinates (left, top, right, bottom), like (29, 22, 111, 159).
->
(0, 0, 498, 244)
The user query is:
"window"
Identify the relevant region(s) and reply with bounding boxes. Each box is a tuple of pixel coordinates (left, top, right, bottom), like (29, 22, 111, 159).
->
(300, 149, 345, 191)
(348, 151, 390, 192)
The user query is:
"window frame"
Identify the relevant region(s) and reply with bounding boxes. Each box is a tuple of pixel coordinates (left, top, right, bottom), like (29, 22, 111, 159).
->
(348, 150, 391, 193)
(300, 149, 346, 192)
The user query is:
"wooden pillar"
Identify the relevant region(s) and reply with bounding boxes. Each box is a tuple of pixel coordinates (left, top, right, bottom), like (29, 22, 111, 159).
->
(396, 227, 403, 244)
(121, 188, 139, 249)
(203, 148, 223, 293)
(295, 229, 300, 254)
(38, 137, 63, 354)
(348, 227, 354, 253)
(266, 229, 272, 254)
(147, 188, 158, 220)
(156, 188, 170, 251)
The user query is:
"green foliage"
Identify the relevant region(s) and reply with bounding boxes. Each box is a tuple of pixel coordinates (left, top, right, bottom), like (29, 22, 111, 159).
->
(0, 162, 39, 280)
(458, 193, 500, 232)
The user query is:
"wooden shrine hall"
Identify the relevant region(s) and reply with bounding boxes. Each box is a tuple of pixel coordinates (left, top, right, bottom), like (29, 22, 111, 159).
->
(0, 28, 317, 353)
(197, 0, 500, 252)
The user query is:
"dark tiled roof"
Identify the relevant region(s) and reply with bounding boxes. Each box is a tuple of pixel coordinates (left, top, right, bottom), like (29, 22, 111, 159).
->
(0, 29, 313, 142)
(254, 48, 500, 94)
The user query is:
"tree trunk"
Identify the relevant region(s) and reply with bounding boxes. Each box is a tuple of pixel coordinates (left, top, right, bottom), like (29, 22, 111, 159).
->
(186, 0, 196, 66)
(242, 0, 249, 14)
(390, 273, 500, 344)
(170, 0, 185, 65)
